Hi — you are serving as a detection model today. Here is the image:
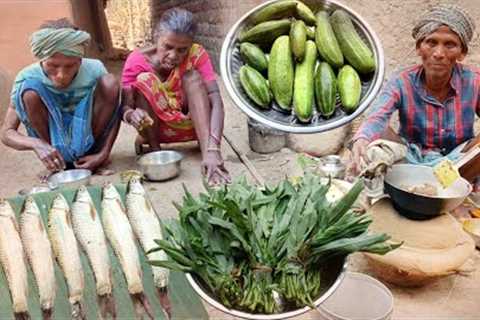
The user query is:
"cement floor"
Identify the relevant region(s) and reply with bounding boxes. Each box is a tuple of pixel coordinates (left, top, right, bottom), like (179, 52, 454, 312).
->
(1, 77, 479, 320)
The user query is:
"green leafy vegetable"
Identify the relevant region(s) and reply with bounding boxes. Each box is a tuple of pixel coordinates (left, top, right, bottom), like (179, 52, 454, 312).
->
(149, 173, 400, 313)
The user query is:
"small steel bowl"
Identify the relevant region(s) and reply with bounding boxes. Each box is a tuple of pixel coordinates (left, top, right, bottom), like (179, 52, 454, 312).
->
(18, 185, 51, 196)
(47, 169, 92, 190)
(137, 150, 183, 181)
(318, 155, 346, 180)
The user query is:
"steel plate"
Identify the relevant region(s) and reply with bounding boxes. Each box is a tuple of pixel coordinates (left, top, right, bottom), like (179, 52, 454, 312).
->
(220, 0, 385, 133)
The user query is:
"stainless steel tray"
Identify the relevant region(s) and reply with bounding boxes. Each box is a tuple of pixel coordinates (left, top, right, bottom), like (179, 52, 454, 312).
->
(220, 0, 385, 134)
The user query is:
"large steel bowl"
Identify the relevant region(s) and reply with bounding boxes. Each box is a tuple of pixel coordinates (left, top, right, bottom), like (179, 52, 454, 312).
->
(384, 164, 472, 220)
(220, 0, 385, 134)
(186, 256, 347, 320)
(137, 150, 183, 181)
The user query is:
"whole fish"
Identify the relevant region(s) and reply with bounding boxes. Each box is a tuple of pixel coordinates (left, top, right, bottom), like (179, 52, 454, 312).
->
(72, 186, 116, 319)
(126, 177, 169, 287)
(0, 199, 30, 320)
(20, 197, 56, 319)
(126, 177, 171, 318)
(102, 183, 153, 319)
(47, 194, 85, 319)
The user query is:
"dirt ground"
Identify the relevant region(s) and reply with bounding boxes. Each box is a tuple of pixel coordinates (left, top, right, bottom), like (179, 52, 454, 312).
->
(1, 74, 479, 319)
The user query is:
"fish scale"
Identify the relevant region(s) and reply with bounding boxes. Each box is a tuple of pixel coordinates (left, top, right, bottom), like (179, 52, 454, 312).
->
(102, 183, 144, 294)
(72, 186, 112, 296)
(0, 199, 29, 315)
(47, 194, 84, 305)
(20, 196, 56, 312)
(126, 177, 169, 288)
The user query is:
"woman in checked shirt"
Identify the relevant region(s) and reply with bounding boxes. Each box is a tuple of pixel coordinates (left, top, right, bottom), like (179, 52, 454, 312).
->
(349, 5, 480, 182)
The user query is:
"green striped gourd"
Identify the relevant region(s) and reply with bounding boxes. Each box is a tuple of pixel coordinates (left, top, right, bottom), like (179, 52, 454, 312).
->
(337, 65, 362, 113)
(268, 36, 294, 110)
(239, 65, 272, 109)
(293, 40, 317, 122)
(315, 62, 337, 118)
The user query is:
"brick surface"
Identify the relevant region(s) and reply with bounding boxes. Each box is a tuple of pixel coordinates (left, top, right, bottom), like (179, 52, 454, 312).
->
(150, 0, 480, 76)
(151, 0, 264, 68)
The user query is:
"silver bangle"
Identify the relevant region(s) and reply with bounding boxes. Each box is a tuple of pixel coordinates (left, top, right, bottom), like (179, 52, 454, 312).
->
(123, 108, 134, 123)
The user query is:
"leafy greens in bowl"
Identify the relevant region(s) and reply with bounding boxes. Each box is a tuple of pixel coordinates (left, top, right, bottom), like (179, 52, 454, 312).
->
(148, 174, 400, 317)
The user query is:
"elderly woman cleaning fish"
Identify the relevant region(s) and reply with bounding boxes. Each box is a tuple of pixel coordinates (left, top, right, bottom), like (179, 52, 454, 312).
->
(349, 5, 480, 184)
(0, 18, 121, 176)
(121, 8, 231, 186)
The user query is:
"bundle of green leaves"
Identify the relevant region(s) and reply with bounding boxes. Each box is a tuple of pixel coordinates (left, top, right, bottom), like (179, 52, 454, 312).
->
(148, 173, 400, 314)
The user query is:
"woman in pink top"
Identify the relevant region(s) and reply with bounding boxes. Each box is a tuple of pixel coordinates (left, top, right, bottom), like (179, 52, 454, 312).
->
(121, 8, 230, 185)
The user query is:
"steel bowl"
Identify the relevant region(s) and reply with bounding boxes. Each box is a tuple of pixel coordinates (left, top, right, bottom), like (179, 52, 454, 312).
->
(186, 256, 347, 320)
(220, 0, 385, 134)
(137, 150, 183, 181)
(47, 169, 92, 190)
(384, 164, 472, 220)
(18, 185, 52, 196)
(318, 155, 346, 180)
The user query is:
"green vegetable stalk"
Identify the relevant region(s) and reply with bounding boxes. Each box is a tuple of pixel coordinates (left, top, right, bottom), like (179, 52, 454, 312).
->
(149, 173, 401, 313)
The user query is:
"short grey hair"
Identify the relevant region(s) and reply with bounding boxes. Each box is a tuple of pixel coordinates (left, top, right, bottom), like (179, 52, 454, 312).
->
(154, 8, 197, 39)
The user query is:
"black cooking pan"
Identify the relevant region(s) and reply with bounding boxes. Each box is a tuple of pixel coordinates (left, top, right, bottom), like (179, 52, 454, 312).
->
(384, 164, 471, 220)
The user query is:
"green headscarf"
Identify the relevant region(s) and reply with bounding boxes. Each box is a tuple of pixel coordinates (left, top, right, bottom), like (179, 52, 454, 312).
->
(30, 27, 91, 60)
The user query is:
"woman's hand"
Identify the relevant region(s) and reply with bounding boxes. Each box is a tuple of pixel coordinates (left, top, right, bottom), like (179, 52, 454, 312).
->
(201, 150, 231, 186)
(125, 108, 154, 132)
(32, 139, 66, 172)
(74, 152, 107, 172)
(348, 138, 370, 176)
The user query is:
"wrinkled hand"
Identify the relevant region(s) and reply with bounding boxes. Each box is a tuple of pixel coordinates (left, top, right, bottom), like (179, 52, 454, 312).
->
(126, 109, 154, 132)
(201, 151, 231, 186)
(33, 139, 66, 172)
(347, 138, 369, 176)
(74, 152, 107, 172)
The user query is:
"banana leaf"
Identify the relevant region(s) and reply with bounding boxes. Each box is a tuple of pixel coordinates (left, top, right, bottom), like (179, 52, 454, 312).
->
(0, 185, 208, 320)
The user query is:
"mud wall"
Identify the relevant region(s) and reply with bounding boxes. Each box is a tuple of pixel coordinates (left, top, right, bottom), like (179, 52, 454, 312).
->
(0, 0, 112, 81)
(151, 0, 480, 75)
(0, 0, 113, 117)
(0, 1, 72, 82)
(0, 0, 71, 118)
(151, 0, 264, 73)
(71, 0, 114, 59)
